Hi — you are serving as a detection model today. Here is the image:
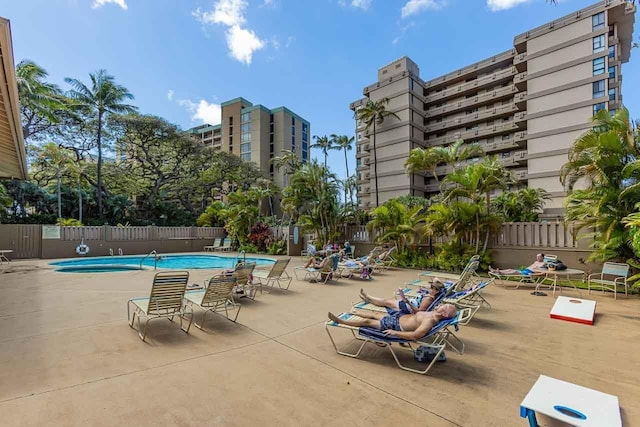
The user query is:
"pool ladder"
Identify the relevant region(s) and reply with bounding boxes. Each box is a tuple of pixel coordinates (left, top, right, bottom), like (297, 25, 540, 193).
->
(236, 250, 246, 266)
(140, 250, 159, 270)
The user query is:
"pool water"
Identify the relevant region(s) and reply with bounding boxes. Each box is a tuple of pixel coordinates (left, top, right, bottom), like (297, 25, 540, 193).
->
(56, 265, 144, 273)
(50, 254, 274, 272)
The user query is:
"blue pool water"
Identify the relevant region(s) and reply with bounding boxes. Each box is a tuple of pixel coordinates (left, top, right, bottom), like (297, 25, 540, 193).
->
(50, 254, 274, 272)
(56, 265, 144, 273)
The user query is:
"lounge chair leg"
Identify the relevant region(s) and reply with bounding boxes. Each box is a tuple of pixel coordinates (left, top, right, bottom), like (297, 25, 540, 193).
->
(139, 317, 150, 342)
(181, 306, 193, 334)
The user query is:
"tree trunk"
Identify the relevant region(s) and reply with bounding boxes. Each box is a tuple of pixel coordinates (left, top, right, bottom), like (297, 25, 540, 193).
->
(97, 110, 104, 219)
(475, 211, 480, 254)
(344, 148, 349, 205)
(372, 122, 379, 207)
(78, 183, 83, 224)
(57, 170, 62, 221)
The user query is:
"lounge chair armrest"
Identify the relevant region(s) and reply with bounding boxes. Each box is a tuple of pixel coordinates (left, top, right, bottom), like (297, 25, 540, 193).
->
(613, 276, 627, 284)
(587, 272, 603, 280)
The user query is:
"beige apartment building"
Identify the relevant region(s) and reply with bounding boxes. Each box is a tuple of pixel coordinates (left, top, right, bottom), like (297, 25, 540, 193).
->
(188, 97, 310, 213)
(351, 0, 635, 217)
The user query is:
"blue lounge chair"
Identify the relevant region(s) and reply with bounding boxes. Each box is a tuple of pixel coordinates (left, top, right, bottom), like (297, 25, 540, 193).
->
(352, 282, 453, 313)
(325, 308, 472, 375)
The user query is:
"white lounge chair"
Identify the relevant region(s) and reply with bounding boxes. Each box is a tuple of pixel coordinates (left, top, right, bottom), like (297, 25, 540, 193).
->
(253, 258, 293, 293)
(215, 238, 233, 252)
(127, 271, 193, 342)
(204, 238, 221, 252)
(184, 275, 241, 328)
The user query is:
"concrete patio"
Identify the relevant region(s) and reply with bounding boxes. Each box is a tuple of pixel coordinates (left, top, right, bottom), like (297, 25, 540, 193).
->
(1, 255, 639, 426)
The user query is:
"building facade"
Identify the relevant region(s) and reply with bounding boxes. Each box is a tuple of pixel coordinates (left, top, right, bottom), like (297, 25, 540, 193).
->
(188, 97, 310, 212)
(351, 0, 635, 217)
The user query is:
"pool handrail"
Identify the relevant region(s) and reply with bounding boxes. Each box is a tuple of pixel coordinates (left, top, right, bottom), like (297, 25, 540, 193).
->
(140, 250, 158, 270)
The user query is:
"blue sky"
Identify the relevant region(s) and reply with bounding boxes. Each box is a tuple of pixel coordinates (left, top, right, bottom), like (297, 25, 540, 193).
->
(4, 0, 638, 181)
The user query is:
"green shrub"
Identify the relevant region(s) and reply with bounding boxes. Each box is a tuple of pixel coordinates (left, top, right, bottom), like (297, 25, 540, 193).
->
(238, 243, 259, 254)
(267, 240, 286, 255)
(394, 243, 492, 272)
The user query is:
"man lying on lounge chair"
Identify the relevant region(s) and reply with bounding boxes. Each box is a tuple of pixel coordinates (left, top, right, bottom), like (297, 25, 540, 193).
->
(489, 253, 546, 276)
(359, 278, 446, 314)
(328, 304, 457, 340)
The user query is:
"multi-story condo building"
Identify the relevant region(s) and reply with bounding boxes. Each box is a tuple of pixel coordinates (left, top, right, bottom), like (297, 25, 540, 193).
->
(188, 97, 310, 214)
(351, 0, 635, 217)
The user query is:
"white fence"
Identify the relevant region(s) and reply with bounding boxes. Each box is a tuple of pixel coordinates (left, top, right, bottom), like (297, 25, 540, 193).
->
(59, 226, 226, 241)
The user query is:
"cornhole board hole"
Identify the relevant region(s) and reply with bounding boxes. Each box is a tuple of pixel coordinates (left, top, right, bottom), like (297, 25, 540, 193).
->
(520, 375, 621, 427)
(550, 296, 596, 325)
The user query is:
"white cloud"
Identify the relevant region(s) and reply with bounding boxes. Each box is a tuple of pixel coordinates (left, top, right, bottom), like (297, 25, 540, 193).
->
(285, 36, 295, 48)
(92, 0, 127, 10)
(401, 0, 445, 18)
(338, 0, 372, 10)
(486, 0, 532, 11)
(193, 0, 266, 65)
(178, 99, 222, 125)
(262, 0, 275, 7)
(167, 90, 174, 101)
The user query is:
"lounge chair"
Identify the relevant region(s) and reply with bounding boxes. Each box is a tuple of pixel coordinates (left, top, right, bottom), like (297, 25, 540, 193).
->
(184, 275, 241, 328)
(588, 262, 630, 300)
(325, 308, 472, 375)
(232, 261, 257, 299)
(204, 238, 221, 252)
(338, 257, 374, 280)
(215, 238, 233, 252)
(253, 258, 293, 293)
(489, 269, 544, 288)
(127, 271, 193, 342)
(418, 256, 480, 290)
(352, 283, 452, 314)
(441, 279, 494, 324)
(295, 254, 341, 283)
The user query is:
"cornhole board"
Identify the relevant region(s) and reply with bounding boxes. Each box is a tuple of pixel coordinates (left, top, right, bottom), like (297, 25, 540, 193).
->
(520, 375, 621, 427)
(549, 296, 596, 325)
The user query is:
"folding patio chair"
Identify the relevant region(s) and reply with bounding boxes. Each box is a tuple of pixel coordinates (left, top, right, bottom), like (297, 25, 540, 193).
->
(253, 258, 293, 293)
(215, 238, 233, 252)
(232, 261, 257, 299)
(204, 238, 221, 252)
(184, 275, 241, 328)
(127, 271, 193, 342)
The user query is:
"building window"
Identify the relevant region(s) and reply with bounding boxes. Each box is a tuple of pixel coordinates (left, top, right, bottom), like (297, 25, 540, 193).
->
(592, 35, 606, 53)
(291, 116, 295, 125)
(592, 12, 605, 31)
(593, 102, 606, 115)
(608, 88, 616, 101)
(608, 46, 615, 59)
(240, 153, 251, 161)
(502, 134, 511, 141)
(241, 123, 251, 133)
(608, 65, 616, 79)
(592, 57, 605, 75)
(592, 80, 605, 99)
(241, 132, 252, 142)
(241, 112, 251, 123)
(609, 109, 616, 115)
(229, 116, 233, 125)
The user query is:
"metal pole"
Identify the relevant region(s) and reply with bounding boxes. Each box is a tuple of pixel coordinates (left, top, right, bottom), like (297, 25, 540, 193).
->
(78, 182, 83, 224)
(57, 170, 62, 221)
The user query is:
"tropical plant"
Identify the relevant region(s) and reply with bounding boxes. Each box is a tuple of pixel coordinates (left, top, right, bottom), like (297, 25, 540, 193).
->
(366, 198, 425, 251)
(560, 108, 639, 262)
(65, 70, 137, 218)
(492, 188, 550, 222)
(405, 139, 485, 186)
(330, 134, 354, 204)
(247, 221, 273, 252)
(32, 142, 76, 220)
(355, 98, 400, 207)
(281, 160, 340, 244)
(218, 189, 260, 246)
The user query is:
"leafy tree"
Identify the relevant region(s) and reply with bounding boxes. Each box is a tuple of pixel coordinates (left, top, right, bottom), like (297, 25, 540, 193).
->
(65, 70, 137, 218)
(219, 189, 260, 246)
(355, 98, 400, 207)
(367, 198, 424, 251)
(492, 188, 550, 222)
(31, 142, 76, 220)
(405, 139, 485, 186)
(0, 182, 11, 212)
(560, 108, 639, 262)
(330, 134, 354, 204)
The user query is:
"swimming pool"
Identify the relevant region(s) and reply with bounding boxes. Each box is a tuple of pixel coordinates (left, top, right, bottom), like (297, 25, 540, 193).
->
(50, 254, 274, 272)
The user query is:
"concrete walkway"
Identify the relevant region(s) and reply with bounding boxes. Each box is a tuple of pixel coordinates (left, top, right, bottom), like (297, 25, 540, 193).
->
(0, 255, 639, 426)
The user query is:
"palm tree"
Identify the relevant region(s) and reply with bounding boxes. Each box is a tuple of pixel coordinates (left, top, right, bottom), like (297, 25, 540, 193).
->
(329, 134, 354, 204)
(560, 108, 639, 261)
(16, 60, 67, 140)
(34, 142, 75, 220)
(406, 139, 485, 187)
(65, 70, 136, 219)
(271, 149, 301, 187)
(355, 98, 400, 207)
(311, 135, 331, 169)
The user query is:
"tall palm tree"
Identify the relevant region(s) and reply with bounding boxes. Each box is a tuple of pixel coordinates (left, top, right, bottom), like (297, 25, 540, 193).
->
(16, 60, 67, 140)
(271, 149, 301, 187)
(329, 134, 354, 204)
(355, 98, 400, 207)
(65, 70, 136, 218)
(311, 135, 331, 169)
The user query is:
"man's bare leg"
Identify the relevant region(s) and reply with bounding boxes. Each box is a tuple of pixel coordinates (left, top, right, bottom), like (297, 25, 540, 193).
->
(328, 312, 381, 328)
(359, 289, 399, 310)
(349, 308, 387, 320)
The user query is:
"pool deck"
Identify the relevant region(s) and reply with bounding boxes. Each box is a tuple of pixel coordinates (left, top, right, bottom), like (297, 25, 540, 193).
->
(1, 253, 639, 426)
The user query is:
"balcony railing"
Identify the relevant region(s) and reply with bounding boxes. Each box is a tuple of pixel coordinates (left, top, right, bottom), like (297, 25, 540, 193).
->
(424, 67, 517, 104)
(424, 102, 518, 133)
(426, 122, 521, 147)
(424, 85, 519, 118)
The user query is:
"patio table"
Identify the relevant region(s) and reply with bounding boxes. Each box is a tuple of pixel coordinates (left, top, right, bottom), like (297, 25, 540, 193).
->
(532, 267, 584, 297)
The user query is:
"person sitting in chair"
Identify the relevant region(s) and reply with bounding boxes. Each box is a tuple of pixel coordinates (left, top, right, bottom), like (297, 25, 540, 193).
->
(359, 278, 446, 314)
(304, 254, 329, 269)
(328, 304, 457, 340)
(489, 253, 547, 275)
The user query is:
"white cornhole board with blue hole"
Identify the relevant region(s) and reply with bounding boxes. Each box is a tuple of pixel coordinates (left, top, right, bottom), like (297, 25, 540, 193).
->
(550, 296, 596, 325)
(520, 375, 621, 426)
